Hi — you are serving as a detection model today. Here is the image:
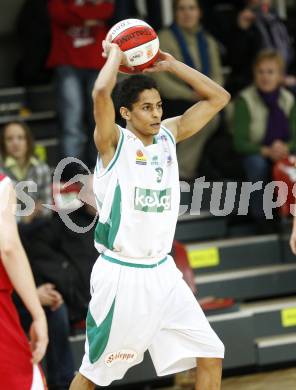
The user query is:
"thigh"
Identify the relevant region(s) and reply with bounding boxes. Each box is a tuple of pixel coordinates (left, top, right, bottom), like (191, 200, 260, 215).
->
(55, 66, 84, 119)
(149, 278, 224, 376)
(84, 69, 98, 129)
(243, 154, 271, 182)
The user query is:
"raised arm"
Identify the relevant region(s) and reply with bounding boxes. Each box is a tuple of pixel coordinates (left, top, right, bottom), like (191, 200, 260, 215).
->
(92, 43, 124, 167)
(146, 51, 230, 143)
(0, 180, 48, 363)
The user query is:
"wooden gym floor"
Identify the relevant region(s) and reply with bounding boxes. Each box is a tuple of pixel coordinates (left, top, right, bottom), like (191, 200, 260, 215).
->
(156, 367, 296, 390)
(221, 367, 296, 390)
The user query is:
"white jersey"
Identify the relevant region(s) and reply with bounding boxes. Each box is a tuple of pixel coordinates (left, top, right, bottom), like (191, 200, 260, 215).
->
(93, 125, 180, 259)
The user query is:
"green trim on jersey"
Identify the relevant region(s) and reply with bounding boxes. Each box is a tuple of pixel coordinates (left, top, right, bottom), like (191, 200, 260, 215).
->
(86, 298, 116, 363)
(95, 183, 122, 249)
(101, 253, 168, 268)
(96, 129, 124, 178)
(162, 127, 176, 145)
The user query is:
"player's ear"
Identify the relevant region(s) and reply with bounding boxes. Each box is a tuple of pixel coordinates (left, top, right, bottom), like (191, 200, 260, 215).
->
(120, 107, 131, 121)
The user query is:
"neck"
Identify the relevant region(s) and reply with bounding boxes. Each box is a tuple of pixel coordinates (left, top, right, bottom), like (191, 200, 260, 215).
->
(126, 124, 154, 146)
(15, 156, 27, 168)
(178, 24, 200, 34)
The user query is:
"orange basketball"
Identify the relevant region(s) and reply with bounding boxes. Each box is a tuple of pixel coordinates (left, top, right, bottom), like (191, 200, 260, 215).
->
(106, 19, 159, 74)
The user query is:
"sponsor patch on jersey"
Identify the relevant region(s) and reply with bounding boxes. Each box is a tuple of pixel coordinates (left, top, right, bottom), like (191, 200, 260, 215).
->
(151, 155, 159, 166)
(134, 187, 171, 212)
(104, 349, 137, 367)
(136, 150, 147, 165)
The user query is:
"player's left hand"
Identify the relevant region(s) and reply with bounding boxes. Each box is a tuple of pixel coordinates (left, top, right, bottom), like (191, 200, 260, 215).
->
(143, 50, 176, 73)
(29, 312, 48, 363)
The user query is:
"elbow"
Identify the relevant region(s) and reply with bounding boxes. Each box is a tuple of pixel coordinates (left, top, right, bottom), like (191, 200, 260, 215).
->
(217, 90, 231, 109)
(1, 243, 17, 265)
(92, 86, 110, 102)
(212, 89, 231, 111)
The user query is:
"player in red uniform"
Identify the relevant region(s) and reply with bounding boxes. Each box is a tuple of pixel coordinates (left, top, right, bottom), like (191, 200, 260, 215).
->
(0, 173, 48, 389)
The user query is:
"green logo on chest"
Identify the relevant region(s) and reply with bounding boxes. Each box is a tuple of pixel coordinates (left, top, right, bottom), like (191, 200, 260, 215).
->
(134, 187, 171, 212)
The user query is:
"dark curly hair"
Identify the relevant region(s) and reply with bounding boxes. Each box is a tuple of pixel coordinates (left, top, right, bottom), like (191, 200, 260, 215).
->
(113, 75, 159, 114)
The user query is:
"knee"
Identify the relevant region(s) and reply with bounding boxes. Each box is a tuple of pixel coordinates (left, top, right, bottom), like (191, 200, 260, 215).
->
(69, 373, 95, 390)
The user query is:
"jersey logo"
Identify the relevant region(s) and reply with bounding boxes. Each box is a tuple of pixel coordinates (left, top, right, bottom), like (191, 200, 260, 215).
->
(136, 150, 147, 165)
(134, 187, 171, 212)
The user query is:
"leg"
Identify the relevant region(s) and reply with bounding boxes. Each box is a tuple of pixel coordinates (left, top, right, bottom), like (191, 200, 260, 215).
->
(69, 372, 95, 390)
(46, 304, 75, 388)
(242, 154, 271, 219)
(55, 65, 85, 160)
(195, 357, 222, 390)
(84, 69, 100, 168)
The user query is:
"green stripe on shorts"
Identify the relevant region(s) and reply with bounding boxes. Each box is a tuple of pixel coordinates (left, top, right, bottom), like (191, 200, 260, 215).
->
(101, 254, 167, 268)
(87, 298, 116, 363)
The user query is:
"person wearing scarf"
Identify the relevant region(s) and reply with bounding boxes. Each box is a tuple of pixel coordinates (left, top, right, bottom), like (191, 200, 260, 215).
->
(233, 49, 296, 225)
(152, 0, 224, 180)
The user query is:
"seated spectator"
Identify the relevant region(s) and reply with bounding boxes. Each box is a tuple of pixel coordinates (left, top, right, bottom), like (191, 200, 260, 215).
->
(0, 121, 52, 230)
(153, 0, 224, 180)
(0, 122, 75, 389)
(227, 0, 295, 95)
(21, 201, 98, 324)
(233, 50, 296, 226)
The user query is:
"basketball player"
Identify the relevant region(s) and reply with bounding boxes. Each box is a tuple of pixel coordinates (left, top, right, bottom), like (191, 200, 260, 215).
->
(70, 40, 230, 390)
(0, 173, 48, 389)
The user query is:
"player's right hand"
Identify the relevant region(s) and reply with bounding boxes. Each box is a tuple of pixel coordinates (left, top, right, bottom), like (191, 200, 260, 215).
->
(29, 312, 48, 363)
(102, 40, 130, 68)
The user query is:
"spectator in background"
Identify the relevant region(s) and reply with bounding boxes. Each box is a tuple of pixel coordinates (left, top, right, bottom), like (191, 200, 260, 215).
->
(227, 0, 295, 95)
(0, 121, 52, 230)
(233, 50, 296, 228)
(153, 0, 224, 180)
(47, 0, 114, 170)
(0, 121, 75, 389)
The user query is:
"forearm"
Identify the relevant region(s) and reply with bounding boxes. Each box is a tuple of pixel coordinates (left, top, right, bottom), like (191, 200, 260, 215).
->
(93, 46, 122, 96)
(168, 60, 229, 103)
(2, 244, 45, 320)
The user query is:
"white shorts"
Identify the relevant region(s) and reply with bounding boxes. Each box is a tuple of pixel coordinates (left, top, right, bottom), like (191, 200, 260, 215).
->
(31, 365, 46, 390)
(79, 253, 224, 386)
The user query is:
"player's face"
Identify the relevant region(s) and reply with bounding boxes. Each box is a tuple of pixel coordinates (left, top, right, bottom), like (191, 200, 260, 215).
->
(255, 59, 283, 93)
(128, 88, 163, 136)
(175, 0, 201, 30)
(4, 124, 28, 160)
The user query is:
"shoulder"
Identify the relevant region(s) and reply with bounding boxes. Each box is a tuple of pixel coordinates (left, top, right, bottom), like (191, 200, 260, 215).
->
(203, 30, 220, 46)
(31, 158, 51, 178)
(159, 124, 176, 146)
(0, 174, 11, 188)
(239, 85, 257, 101)
(158, 28, 174, 40)
(280, 87, 295, 103)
